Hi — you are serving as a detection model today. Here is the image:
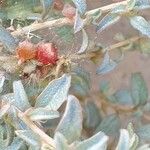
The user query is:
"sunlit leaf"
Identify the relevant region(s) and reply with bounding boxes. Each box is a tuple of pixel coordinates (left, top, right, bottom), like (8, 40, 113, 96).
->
(137, 144, 150, 150)
(131, 73, 148, 106)
(77, 29, 88, 54)
(35, 74, 71, 110)
(27, 108, 59, 121)
(96, 13, 120, 32)
(116, 129, 130, 150)
(127, 0, 136, 10)
(111, 4, 126, 14)
(0, 25, 18, 53)
(56, 95, 83, 144)
(134, 0, 150, 10)
(72, 0, 87, 15)
(97, 51, 118, 75)
(13, 80, 31, 111)
(74, 10, 84, 33)
(75, 131, 108, 150)
(0, 76, 5, 94)
(130, 16, 150, 38)
(95, 114, 121, 136)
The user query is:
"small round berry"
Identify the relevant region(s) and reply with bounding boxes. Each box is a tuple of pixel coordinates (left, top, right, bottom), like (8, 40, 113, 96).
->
(62, 3, 76, 19)
(16, 40, 36, 64)
(36, 42, 58, 65)
(54, 0, 64, 11)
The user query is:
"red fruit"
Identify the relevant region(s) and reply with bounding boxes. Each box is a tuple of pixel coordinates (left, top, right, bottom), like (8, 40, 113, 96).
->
(36, 43, 58, 65)
(62, 3, 76, 19)
(54, 0, 64, 11)
(16, 40, 36, 64)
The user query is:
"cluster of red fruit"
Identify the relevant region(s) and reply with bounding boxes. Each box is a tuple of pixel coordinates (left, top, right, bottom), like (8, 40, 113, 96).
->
(16, 41, 58, 65)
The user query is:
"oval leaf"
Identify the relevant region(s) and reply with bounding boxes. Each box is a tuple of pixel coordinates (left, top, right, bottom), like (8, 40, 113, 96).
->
(134, 0, 150, 10)
(55, 95, 83, 144)
(35, 74, 71, 110)
(130, 16, 150, 38)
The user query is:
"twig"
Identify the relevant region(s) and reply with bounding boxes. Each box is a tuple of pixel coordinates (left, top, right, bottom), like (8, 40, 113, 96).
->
(17, 110, 55, 149)
(11, 1, 127, 37)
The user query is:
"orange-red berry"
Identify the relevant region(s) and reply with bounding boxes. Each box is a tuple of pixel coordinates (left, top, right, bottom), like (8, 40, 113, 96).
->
(36, 43, 58, 65)
(16, 40, 36, 64)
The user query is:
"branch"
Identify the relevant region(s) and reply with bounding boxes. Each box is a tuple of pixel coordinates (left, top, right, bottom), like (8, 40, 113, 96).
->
(11, 1, 127, 37)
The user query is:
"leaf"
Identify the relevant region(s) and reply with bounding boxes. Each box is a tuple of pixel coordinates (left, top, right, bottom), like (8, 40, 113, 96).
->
(131, 73, 148, 106)
(75, 131, 108, 150)
(84, 101, 101, 129)
(136, 124, 150, 140)
(0, 76, 5, 93)
(27, 108, 59, 121)
(55, 95, 83, 144)
(137, 144, 150, 150)
(72, 0, 87, 15)
(40, 0, 54, 19)
(96, 51, 118, 75)
(127, 0, 136, 10)
(15, 130, 41, 147)
(0, 103, 10, 119)
(134, 0, 150, 10)
(35, 74, 71, 109)
(116, 129, 130, 150)
(77, 29, 88, 54)
(13, 80, 31, 111)
(96, 13, 120, 32)
(130, 16, 150, 38)
(54, 132, 70, 150)
(95, 114, 121, 136)
(0, 25, 18, 53)
(111, 4, 127, 14)
(74, 10, 84, 33)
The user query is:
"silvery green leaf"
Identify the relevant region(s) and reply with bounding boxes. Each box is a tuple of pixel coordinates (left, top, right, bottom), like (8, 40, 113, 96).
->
(74, 10, 84, 33)
(116, 129, 130, 150)
(13, 81, 31, 111)
(15, 130, 41, 147)
(1, 93, 14, 103)
(127, 0, 136, 10)
(40, 0, 53, 19)
(54, 132, 70, 150)
(56, 95, 83, 144)
(35, 74, 71, 110)
(77, 29, 88, 54)
(137, 144, 150, 150)
(0, 25, 18, 53)
(97, 51, 118, 75)
(96, 13, 120, 32)
(130, 16, 150, 38)
(27, 108, 59, 121)
(72, 0, 87, 15)
(6, 137, 25, 150)
(0, 103, 10, 119)
(95, 114, 121, 136)
(75, 131, 108, 150)
(131, 73, 148, 106)
(134, 0, 150, 10)
(84, 101, 101, 129)
(136, 124, 150, 140)
(111, 4, 127, 14)
(0, 76, 5, 93)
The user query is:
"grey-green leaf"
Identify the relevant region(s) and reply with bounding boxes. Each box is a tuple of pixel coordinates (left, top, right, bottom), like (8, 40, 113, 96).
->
(35, 74, 71, 110)
(72, 0, 87, 15)
(134, 0, 150, 10)
(127, 0, 136, 10)
(116, 129, 130, 150)
(13, 80, 31, 111)
(0, 76, 5, 93)
(27, 108, 59, 121)
(96, 13, 120, 32)
(75, 131, 108, 150)
(130, 16, 150, 38)
(55, 95, 83, 144)
(54, 132, 70, 150)
(95, 114, 121, 136)
(131, 73, 148, 106)
(0, 25, 18, 53)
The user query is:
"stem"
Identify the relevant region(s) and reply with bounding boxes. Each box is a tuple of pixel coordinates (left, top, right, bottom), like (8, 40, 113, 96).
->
(17, 110, 55, 149)
(11, 1, 127, 37)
